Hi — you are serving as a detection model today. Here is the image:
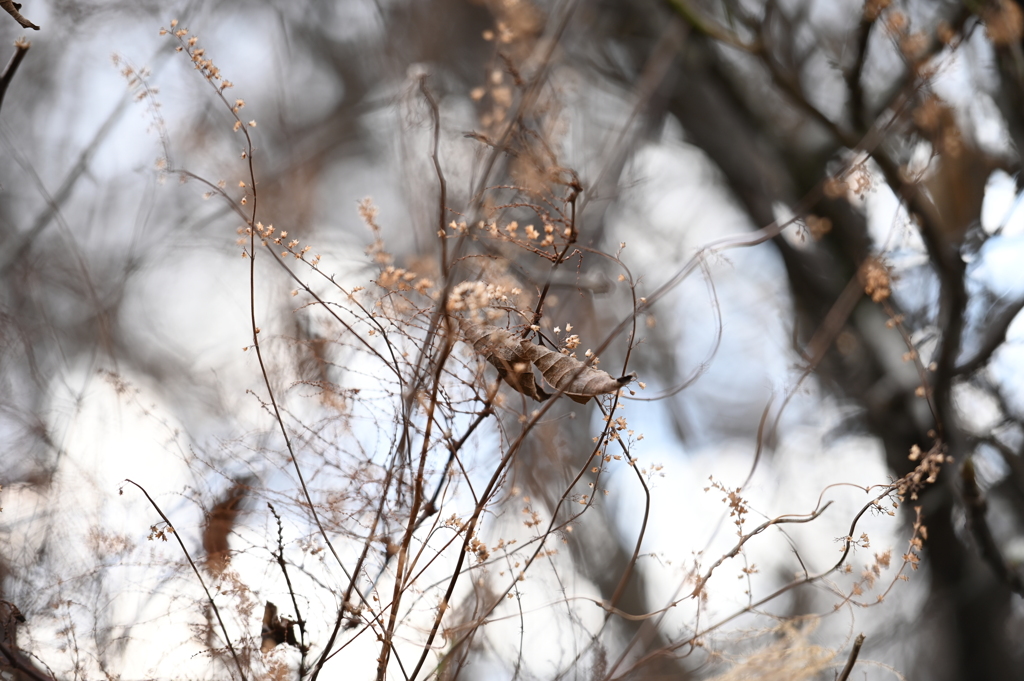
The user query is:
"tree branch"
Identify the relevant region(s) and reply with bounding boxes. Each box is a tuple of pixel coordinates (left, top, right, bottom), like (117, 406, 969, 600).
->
(0, 38, 29, 116)
(955, 297, 1024, 376)
(961, 458, 1024, 596)
(836, 633, 866, 681)
(0, 638, 55, 681)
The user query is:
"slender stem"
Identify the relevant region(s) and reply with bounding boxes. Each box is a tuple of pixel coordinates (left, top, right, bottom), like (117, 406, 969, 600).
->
(123, 480, 248, 681)
(836, 634, 866, 681)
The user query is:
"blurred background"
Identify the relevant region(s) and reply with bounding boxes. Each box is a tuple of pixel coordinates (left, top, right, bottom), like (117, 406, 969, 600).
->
(3, 0, 1024, 679)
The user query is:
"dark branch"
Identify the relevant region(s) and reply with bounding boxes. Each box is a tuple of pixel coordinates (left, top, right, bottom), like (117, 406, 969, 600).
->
(845, 17, 873, 133)
(0, 640, 55, 681)
(961, 458, 1024, 596)
(836, 633, 866, 681)
(955, 297, 1024, 376)
(0, 38, 29, 116)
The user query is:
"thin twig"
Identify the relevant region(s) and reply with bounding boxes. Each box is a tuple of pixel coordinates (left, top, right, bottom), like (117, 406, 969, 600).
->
(0, 38, 29, 116)
(267, 503, 309, 673)
(122, 479, 248, 681)
(607, 489, 893, 679)
(418, 76, 449, 276)
(0, 87, 134, 276)
(665, 0, 758, 51)
(422, 391, 624, 679)
(836, 633, 866, 681)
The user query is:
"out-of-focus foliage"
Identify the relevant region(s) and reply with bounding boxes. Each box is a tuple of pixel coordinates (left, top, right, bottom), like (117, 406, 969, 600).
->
(3, 1, 1024, 680)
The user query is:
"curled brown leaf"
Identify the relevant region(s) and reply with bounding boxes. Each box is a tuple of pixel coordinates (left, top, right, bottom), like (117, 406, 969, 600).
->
(460, 320, 551, 401)
(459, 319, 635, 403)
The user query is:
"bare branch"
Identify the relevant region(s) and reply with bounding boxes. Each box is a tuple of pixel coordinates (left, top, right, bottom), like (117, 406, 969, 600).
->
(121, 480, 249, 681)
(956, 297, 1024, 376)
(0, 638, 55, 681)
(961, 458, 1024, 596)
(836, 633, 866, 681)
(0, 38, 29, 116)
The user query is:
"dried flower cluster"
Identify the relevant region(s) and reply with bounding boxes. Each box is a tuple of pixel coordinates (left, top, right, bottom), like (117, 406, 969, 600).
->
(32, 5, 954, 679)
(898, 443, 952, 501)
(160, 20, 235, 91)
(859, 256, 892, 303)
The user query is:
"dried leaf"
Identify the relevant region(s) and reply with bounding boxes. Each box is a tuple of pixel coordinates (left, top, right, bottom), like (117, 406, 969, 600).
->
(459, 320, 635, 403)
(202, 478, 254, 574)
(460, 320, 550, 402)
(520, 342, 636, 404)
(261, 601, 298, 653)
